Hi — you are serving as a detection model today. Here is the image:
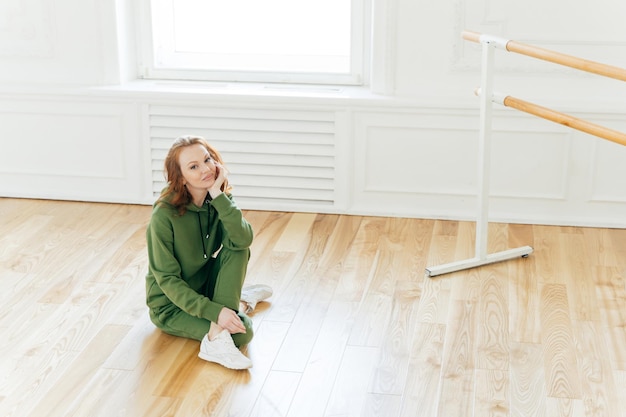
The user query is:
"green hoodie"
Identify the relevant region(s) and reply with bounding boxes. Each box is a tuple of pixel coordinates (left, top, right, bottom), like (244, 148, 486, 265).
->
(145, 192, 253, 324)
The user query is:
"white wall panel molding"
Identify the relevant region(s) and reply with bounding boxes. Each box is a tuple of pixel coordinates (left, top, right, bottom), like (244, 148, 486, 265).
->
(1, 90, 624, 227)
(352, 110, 478, 219)
(353, 110, 573, 199)
(489, 130, 572, 201)
(350, 107, 626, 227)
(0, 98, 147, 204)
(589, 137, 626, 203)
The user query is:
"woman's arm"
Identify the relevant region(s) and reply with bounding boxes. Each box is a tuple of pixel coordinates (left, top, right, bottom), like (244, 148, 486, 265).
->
(211, 193, 254, 249)
(207, 162, 253, 249)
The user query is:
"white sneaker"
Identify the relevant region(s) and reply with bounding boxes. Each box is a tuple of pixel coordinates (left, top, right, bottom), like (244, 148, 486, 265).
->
(240, 284, 273, 314)
(198, 330, 252, 369)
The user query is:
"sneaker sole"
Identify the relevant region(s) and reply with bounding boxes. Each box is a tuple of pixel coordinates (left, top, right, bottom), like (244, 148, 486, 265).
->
(198, 352, 252, 370)
(241, 285, 273, 303)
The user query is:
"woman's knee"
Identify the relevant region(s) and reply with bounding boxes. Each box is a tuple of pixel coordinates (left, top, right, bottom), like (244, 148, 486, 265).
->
(215, 247, 250, 273)
(149, 306, 210, 341)
(211, 248, 251, 308)
(231, 313, 254, 347)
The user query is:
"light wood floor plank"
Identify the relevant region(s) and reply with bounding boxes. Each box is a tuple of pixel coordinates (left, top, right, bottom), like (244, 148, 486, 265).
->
(261, 214, 339, 324)
(400, 322, 446, 417)
(561, 234, 601, 321)
(348, 219, 401, 348)
(509, 254, 541, 344)
(540, 284, 582, 399)
(273, 215, 359, 372)
(226, 320, 291, 417)
(0, 343, 78, 416)
(26, 324, 131, 417)
(614, 370, 626, 417)
(63, 368, 132, 417)
(2, 198, 626, 417)
(510, 342, 547, 417)
(323, 345, 379, 417)
(334, 217, 386, 302)
(476, 264, 510, 371)
(533, 225, 565, 285)
(249, 370, 300, 417)
(244, 212, 294, 273)
(417, 221, 457, 324)
(0, 214, 54, 266)
(272, 212, 317, 253)
(368, 280, 420, 395)
(545, 397, 585, 417)
(573, 320, 620, 417)
(437, 299, 477, 417)
(474, 369, 510, 417)
(286, 301, 359, 417)
(604, 325, 626, 371)
(362, 393, 402, 417)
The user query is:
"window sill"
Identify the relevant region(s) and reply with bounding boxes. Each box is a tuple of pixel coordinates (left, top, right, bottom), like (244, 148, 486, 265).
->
(88, 79, 485, 109)
(89, 79, 392, 104)
(0, 79, 478, 109)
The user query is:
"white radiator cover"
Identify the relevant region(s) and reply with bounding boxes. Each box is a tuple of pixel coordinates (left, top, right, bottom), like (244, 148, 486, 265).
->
(149, 105, 337, 210)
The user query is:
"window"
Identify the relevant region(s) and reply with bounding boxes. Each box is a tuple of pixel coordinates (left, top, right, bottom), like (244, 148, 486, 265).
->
(141, 0, 367, 85)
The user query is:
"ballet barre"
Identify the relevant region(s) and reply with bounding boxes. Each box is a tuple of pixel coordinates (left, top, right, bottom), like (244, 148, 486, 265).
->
(461, 30, 626, 83)
(486, 92, 626, 147)
(426, 31, 626, 277)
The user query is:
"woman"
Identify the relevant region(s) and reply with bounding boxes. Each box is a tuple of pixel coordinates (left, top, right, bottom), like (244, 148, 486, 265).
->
(145, 135, 272, 370)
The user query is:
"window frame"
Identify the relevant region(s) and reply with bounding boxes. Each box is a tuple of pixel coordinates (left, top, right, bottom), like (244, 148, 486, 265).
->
(137, 0, 369, 86)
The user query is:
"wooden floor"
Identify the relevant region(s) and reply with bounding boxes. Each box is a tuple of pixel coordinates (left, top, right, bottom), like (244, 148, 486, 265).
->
(1, 198, 625, 417)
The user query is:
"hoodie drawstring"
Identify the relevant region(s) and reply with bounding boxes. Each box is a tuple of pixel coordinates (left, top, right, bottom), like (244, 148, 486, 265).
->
(197, 198, 211, 259)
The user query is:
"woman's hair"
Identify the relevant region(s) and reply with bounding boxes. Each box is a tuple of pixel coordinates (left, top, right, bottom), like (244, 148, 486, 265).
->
(157, 135, 230, 214)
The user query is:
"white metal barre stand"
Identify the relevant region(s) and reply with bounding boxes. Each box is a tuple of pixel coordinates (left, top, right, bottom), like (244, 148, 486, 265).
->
(425, 35, 533, 277)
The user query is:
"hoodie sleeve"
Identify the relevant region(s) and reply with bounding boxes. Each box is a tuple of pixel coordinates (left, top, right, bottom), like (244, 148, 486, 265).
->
(211, 193, 254, 250)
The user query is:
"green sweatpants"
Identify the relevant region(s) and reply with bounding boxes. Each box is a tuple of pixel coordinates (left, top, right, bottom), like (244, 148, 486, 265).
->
(149, 247, 254, 347)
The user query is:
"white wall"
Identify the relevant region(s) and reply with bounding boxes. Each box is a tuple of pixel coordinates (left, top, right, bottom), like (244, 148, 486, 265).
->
(1, 0, 625, 227)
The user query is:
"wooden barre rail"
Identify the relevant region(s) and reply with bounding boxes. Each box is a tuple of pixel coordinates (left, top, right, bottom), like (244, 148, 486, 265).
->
(463, 30, 626, 82)
(500, 95, 626, 147)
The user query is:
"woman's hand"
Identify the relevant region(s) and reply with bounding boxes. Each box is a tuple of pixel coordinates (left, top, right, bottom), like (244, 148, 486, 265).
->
(208, 162, 228, 199)
(216, 306, 246, 334)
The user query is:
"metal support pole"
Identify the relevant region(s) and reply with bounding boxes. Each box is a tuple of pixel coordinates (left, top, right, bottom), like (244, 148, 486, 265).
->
(425, 40, 533, 277)
(475, 38, 495, 261)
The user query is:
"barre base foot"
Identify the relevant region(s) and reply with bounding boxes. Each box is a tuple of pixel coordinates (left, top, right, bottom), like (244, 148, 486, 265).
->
(425, 245, 533, 277)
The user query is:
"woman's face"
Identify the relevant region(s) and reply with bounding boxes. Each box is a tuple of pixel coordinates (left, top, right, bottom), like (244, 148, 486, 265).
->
(178, 144, 218, 193)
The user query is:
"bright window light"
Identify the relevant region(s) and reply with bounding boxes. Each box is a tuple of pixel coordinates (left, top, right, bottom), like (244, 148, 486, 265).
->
(146, 0, 364, 84)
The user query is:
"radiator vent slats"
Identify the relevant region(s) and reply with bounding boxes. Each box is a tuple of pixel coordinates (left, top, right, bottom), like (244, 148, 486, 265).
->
(150, 106, 336, 208)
